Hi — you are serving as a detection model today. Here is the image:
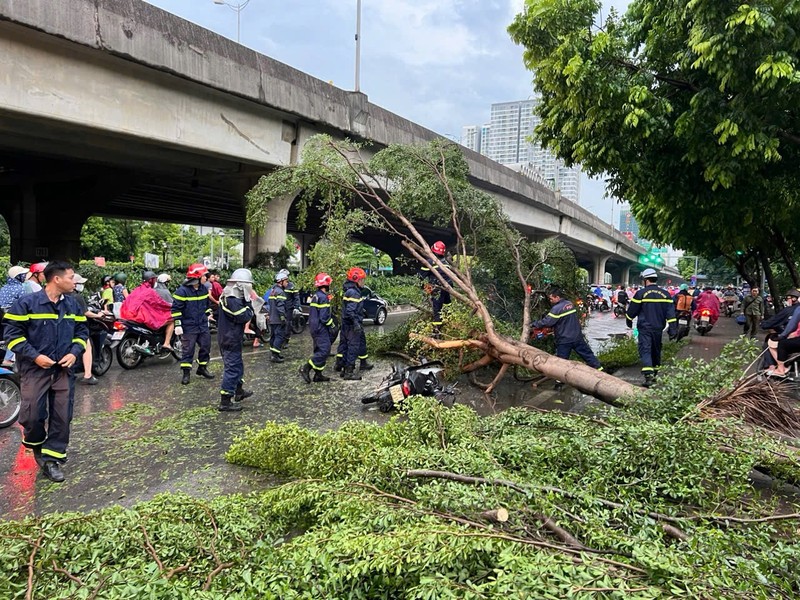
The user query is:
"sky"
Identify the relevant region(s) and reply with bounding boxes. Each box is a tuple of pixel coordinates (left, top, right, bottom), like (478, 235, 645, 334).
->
(145, 0, 631, 224)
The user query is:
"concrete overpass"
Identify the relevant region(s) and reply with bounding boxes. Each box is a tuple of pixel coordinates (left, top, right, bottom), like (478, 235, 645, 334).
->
(0, 0, 677, 284)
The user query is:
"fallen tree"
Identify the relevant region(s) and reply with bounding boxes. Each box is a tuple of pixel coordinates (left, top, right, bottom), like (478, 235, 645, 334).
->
(247, 136, 638, 403)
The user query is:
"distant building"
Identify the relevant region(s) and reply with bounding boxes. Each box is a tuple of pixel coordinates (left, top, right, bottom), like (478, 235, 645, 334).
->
(462, 98, 581, 203)
(619, 209, 640, 239)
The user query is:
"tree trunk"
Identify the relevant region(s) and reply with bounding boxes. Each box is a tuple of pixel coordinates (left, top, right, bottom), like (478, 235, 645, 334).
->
(759, 250, 781, 314)
(773, 229, 800, 287)
(414, 333, 639, 405)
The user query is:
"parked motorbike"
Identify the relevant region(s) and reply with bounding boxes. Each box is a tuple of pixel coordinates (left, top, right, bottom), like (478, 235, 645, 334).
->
(291, 308, 308, 335)
(360, 360, 456, 413)
(112, 320, 182, 369)
(675, 310, 692, 341)
(0, 360, 21, 429)
(694, 308, 714, 336)
(86, 314, 115, 377)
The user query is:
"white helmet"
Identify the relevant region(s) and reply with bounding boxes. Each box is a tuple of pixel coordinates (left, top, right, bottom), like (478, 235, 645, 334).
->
(641, 268, 658, 280)
(157, 273, 171, 283)
(228, 268, 254, 284)
(275, 268, 290, 282)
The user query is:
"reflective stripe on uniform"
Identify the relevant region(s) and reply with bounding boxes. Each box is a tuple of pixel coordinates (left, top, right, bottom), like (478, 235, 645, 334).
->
(271, 295, 287, 300)
(343, 297, 363, 303)
(7, 336, 25, 350)
(72, 338, 87, 349)
(221, 303, 249, 316)
(310, 302, 330, 308)
(3, 313, 28, 321)
(173, 294, 210, 301)
(546, 309, 577, 319)
(642, 298, 673, 303)
(42, 448, 67, 459)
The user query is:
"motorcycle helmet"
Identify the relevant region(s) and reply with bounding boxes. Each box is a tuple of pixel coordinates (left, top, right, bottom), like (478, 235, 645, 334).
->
(186, 263, 208, 279)
(228, 268, 254, 284)
(29, 262, 47, 276)
(314, 272, 333, 288)
(431, 241, 446, 256)
(275, 268, 290, 283)
(157, 273, 172, 284)
(679, 283, 688, 291)
(640, 268, 658, 280)
(101, 275, 114, 286)
(8, 266, 27, 281)
(114, 272, 127, 284)
(347, 267, 367, 282)
(142, 270, 157, 282)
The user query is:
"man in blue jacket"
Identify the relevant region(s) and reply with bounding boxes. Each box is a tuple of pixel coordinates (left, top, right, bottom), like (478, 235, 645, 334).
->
(626, 268, 677, 387)
(172, 263, 215, 385)
(217, 269, 255, 412)
(268, 270, 290, 363)
(299, 272, 337, 383)
(3, 261, 89, 482)
(531, 287, 602, 388)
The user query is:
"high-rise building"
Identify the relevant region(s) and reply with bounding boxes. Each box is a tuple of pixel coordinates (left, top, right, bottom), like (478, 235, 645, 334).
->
(463, 99, 582, 203)
(619, 209, 640, 239)
(460, 125, 481, 152)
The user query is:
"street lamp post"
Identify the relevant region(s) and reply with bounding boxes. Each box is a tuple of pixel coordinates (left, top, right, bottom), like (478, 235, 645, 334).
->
(213, 0, 251, 44)
(354, 0, 362, 91)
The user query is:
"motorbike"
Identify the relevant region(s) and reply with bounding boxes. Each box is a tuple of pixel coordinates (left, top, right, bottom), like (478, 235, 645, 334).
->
(112, 320, 182, 369)
(694, 308, 714, 336)
(360, 360, 456, 413)
(291, 308, 308, 335)
(0, 359, 21, 429)
(86, 314, 115, 377)
(723, 300, 735, 317)
(247, 305, 272, 346)
(613, 303, 626, 318)
(675, 310, 692, 341)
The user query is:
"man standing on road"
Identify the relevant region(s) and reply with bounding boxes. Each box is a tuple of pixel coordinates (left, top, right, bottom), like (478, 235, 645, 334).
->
(172, 264, 215, 385)
(299, 272, 337, 384)
(625, 268, 677, 388)
(741, 286, 764, 338)
(217, 269, 255, 412)
(268, 270, 290, 363)
(3, 261, 89, 482)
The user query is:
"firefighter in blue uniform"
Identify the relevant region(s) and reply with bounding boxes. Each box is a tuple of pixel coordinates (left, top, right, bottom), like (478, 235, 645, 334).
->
(217, 268, 255, 412)
(531, 287, 602, 389)
(299, 272, 337, 383)
(625, 268, 678, 387)
(336, 267, 372, 380)
(3, 261, 89, 482)
(172, 263, 215, 385)
(268, 270, 290, 362)
(283, 273, 300, 349)
(419, 240, 452, 330)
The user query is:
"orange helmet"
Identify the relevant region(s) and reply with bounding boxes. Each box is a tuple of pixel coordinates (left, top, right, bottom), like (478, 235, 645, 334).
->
(431, 241, 446, 256)
(314, 272, 333, 287)
(186, 263, 208, 279)
(347, 267, 367, 282)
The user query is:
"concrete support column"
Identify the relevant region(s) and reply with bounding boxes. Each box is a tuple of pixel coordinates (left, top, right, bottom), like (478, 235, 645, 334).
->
(592, 255, 610, 284)
(620, 264, 632, 287)
(243, 193, 296, 264)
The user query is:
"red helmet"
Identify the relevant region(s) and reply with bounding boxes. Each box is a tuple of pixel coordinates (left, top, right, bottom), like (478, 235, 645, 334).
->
(186, 263, 208, 279)
(431, 241, 446, 256)
(314, 272, 333, 288)
(347, 267, 367, 282)
(29, 262, 47, 274)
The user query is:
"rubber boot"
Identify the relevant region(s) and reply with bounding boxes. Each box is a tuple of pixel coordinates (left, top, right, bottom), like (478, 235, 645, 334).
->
(359, 359, 374, 371)
(235, 383, 253, 401)
(333, 358, 344, 372)
(313, 370, 331, 382)
(270, 353, 284, 363)
(643, 373, 656, 388)
(181, 368, 191, 385)
(299, 362, 312, 383)
(343, 366, 362, 381)
(218, 392, 243, 412)
(196, 364, 215, 380)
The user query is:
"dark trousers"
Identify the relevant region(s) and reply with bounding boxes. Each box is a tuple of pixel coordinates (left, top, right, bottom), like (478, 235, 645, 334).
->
(180, 329, 211, 368)
(220, 346, 244, 396)
(777, 336, 800, 362)
(310, 327, 331, 370)
(638, 329, 663, 374)
(431, 293, 450, 326)
(284, 321, 292, 345)
(339, 324, 366, 367)
(19, 366, 72, 462)
(269, 322, 286, 356)
(555, 338, 601, 369)
(744, 314, 760, 338)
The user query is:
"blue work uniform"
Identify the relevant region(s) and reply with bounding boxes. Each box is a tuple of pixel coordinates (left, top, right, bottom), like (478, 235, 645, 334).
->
(307, 288, 335, 372)
(268, 283, 288, 356)
(3, 289, 88, 463)
(626, 284, 677, 376)
(531, 298, 601, 369)
(337, 280, 367, 368)
(420, 258, 452, 327)
(218, 295, 254, 397)
(172, 282, 211, 370)
(283, 281, 300, 346)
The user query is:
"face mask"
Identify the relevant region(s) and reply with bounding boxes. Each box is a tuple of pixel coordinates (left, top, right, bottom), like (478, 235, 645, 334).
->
(75, 284, 85, 293)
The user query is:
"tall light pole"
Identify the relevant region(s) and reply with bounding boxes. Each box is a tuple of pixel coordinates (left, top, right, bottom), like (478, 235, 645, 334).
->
(213, 0, 251, 44)
(354, 0, 362, 91)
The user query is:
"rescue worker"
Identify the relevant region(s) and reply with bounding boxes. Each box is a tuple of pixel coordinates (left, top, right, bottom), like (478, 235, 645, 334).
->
(283, 271, 301, 349)
(172, 263, 215, 385)
(217, 269, 255, 412)
(531, 287, 602, 389)
(625, 268, 677, 387)
(3, 261, 89, 482)
(420, 240, 452, 330)
(268, 270, 290, 362)
(299, 272, 337, 383)
(338, 267, 372, 380)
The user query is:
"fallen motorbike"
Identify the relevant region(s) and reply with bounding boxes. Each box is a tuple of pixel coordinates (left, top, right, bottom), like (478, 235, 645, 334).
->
(0, 360, 21, 429)
(112, 320, 182, 369)
(360, 360, 456, 413)
(694, 308, 714, 336)
(675, 310, 692, 341)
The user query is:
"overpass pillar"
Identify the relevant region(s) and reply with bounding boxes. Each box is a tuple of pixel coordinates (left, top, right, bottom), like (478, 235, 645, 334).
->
(592, 255, 611, 284)
(244, 193, 296, 264)
(620, 264, 632, 286)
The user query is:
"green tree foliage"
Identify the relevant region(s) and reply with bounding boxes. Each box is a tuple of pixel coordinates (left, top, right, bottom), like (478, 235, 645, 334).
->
(0, 216, 10, 257)
(508, 0, 800, 292)
(80, 217, 133, 262)
(676, 256, 738, 286)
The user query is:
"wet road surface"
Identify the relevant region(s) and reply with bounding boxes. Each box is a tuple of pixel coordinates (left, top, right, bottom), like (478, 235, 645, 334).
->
(0, 309, 741, 520)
